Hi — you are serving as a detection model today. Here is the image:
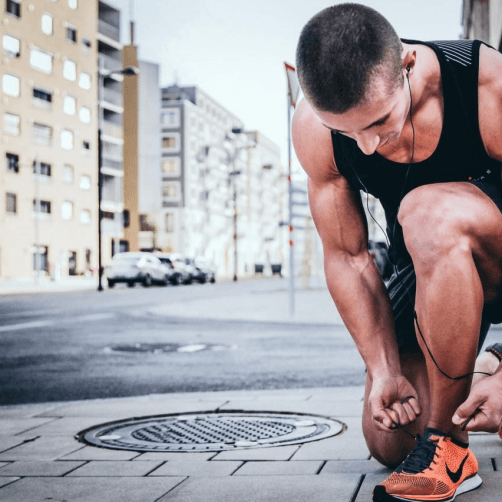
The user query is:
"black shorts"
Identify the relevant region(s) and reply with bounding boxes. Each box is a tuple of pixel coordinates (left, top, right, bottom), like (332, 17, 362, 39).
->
(387, 179, 502, 353)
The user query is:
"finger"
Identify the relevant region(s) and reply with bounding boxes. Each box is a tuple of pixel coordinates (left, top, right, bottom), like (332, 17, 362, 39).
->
(453, 397, 485, 424)
(390, 403, 411, 426)
(402, 401, 418, 423)
(461, 412, 500, 434)
(386, 407, 401, 428)
(372, 408, 398, 431)
(406, 397, 422, 416)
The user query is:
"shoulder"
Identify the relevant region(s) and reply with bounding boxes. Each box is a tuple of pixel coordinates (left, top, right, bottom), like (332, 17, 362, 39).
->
(478, 43, 502, 161)
(292, 99, 341, 182)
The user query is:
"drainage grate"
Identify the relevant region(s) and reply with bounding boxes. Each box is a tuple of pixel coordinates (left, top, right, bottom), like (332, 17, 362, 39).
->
(79, 412, 344, 452)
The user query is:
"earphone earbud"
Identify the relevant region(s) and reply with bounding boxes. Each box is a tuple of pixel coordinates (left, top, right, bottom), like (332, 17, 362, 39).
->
(406, 66, 411, 73)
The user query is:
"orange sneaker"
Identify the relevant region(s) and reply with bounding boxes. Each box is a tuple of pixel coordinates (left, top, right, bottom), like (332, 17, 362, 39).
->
(373, 428, 482, 502)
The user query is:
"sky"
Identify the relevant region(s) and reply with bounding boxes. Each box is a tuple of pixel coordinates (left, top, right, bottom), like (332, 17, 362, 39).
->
(107, 0, 464, 167)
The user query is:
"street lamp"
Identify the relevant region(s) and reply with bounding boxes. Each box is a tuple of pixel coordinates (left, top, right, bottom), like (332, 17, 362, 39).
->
(97, 61, 140, 291)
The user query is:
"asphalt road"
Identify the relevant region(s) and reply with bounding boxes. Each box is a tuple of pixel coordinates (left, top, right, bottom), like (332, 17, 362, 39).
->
(0, 280, 365, 405)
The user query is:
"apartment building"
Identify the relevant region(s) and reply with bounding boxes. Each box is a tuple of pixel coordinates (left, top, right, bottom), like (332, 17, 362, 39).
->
(1, 0, 98, 278)
(133, 84, 285, 279)
(463, 0, 502, 50)
(97, 0, 124, 259)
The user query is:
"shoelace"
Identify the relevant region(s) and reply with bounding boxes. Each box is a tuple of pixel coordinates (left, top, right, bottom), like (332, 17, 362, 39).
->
(397, 434, 442, 474)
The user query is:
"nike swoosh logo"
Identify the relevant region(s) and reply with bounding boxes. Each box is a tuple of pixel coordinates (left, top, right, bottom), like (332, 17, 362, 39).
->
(446, 454, 469, 483)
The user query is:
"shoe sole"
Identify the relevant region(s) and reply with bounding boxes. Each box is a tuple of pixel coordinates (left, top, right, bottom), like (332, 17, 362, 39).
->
(373, 474, 482, 502)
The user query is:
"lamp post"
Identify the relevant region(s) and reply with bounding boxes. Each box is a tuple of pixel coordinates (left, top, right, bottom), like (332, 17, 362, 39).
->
(97, 60, 139, 291)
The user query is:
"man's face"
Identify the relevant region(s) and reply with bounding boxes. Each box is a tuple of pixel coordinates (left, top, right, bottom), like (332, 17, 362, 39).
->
(313, 74, 410, 156)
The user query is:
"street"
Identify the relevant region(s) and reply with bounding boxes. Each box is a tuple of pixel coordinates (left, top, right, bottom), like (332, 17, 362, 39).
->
(0, 279, 366, 405)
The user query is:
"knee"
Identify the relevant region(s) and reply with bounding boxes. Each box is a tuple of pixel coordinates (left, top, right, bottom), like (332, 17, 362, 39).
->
(363, 430, 410, 469)
(398, 186, 471, 268)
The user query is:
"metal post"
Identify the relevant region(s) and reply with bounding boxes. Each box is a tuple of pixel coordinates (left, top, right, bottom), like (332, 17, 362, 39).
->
(98, 57, 104, 291)
(287, 97, 295, 316)
(34, 155, 41, 283)
(233, 166, 238, 282)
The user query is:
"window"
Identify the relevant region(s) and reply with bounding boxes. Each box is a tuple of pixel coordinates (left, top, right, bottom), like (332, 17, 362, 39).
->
(78, 72, 91, 90)
(33, 199, 51, 213)
(33, 87, 52, 108)
(79, 106, 90, 123)
(3, 35, 20, 57)
(6, 153, 19, 173)
(30, 48, 52, 73)
(32, 246, 48, 272)
(81, 38, 91, 52)
(2, 74, 19, 97)
(162, 182, 181, 201)
(161, 158, 180, 177)
(66, 25, 77, 43)
(61, 201, 73, 220)
(82, 140, 90, 151)
(63, 59, 76, 81)
(6, 0, 20, 18)
(62, 164, 74, 183)
(79, 175, 91, 190)
(41, 14, 53, 35)
(80, 209, 91, 225)
(68, 0, 77, 9)
(162, 134, 180, 151)
(61, 130, 74, 150)
(165, 213, 174, 232)
(32, 122, 52, 145)
(33, 160, 51, 177)
(161, 109, 180, 127)
(6, 193, 16, 213)
(63, 95, 76, 114)
(4, 113, 20, 136)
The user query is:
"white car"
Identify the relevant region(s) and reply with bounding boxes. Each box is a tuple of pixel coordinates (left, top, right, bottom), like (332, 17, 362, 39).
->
(105, 252, 169, 288)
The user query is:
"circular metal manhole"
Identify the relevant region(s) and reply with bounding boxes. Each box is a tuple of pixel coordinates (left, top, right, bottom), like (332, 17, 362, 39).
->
(79, 412, 344, 452)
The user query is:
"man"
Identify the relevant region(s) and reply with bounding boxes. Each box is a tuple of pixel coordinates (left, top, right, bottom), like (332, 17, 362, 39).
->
(292, 4, 502, 502)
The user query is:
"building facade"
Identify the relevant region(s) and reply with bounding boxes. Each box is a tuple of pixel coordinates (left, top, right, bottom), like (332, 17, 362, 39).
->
(135, 84, 285, 279)
(1, 0, 99, 278)
(463, 0, 502, 50)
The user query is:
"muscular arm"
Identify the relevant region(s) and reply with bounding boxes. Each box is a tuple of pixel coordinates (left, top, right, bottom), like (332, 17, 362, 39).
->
(292, 100, 423, 430)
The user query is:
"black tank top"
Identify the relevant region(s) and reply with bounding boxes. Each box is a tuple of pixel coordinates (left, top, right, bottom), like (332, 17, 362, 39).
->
(331, 39, 501, 268)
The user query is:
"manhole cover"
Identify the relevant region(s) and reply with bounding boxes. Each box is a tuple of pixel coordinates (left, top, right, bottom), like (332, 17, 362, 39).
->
(79, 412, 344, 452)
(104, 343, 231, 354)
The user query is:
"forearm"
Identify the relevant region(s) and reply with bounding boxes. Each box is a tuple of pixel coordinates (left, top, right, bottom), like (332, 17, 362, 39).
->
(325, 252, 401, 378)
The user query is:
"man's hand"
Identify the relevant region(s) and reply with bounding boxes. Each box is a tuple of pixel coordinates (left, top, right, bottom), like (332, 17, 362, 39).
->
(368, 375, 422, 432)
(452, 373, 502, 433)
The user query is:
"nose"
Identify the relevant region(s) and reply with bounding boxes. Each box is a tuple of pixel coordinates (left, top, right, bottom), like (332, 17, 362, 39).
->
(356, 132, 380, 155)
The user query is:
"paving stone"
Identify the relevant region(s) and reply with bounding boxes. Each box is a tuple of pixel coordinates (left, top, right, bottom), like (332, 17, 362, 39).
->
(469, 434, 502, 458)
(0, 436, 35, 454)
(0, 477, 19, 489)
(0, 461, 85, 477)
(68, 460, 162, 477)
(0, 406, 57, 419)
(60, 446, 141, 461)
(0, 464, 8, 470)
(134, 452, 216, 461)
(0, 477, 186, 502)
(16, 417, 121, 437)
(37, 399, 227, 418)
(212, 445, 299, 461)
(0, 436, 82, 461)
(149, 460, 242, 477)
(0, 418, 56, 436)
(321, 459, 390, 475)
(292, 418, 369, 460)
(234, 460, 322, 476)
(353, 472, 392, 501)
(158, 474, 360, 502)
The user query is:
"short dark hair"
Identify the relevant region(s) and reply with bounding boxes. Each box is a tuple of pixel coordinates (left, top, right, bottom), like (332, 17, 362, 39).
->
(296, 3, 403, 113)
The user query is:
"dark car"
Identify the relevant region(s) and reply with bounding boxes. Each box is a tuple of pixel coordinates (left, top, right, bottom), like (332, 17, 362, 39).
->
(368, 240, 393, 281)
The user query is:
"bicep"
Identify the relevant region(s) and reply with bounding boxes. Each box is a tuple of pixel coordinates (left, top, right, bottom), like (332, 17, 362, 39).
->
(308, 175, 368, 258)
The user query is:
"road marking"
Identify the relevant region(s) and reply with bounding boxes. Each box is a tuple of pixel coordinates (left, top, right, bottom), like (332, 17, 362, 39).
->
(177, 344, 207, 353)
(0, 320, 54, 332)
(0, 313, 115, 332)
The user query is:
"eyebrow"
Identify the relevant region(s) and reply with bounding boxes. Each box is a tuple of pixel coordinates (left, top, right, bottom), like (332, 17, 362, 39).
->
(323, 112, 391, 134)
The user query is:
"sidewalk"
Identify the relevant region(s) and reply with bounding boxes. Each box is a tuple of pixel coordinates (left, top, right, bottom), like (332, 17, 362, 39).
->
(0, 276, 100, 296)
(0, 387, 500, 501)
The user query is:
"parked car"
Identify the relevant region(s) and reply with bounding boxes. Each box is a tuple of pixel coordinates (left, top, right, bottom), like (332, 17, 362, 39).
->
(183, 257, 207, 283)
(194, 258, 216, 283)
(156, 253, 191, 285)
(368, 240, 393, 281)
(105, 252, 169, 288)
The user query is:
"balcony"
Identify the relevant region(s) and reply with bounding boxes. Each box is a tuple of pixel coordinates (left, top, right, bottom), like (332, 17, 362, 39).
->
(102, 158, 122, 171)
(98, 19, 120, 42)
(102, 120, 122, 139)
(101, 218, 121, 236)
(103, 87, 122, 107)
(100, 54, 122, 74)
